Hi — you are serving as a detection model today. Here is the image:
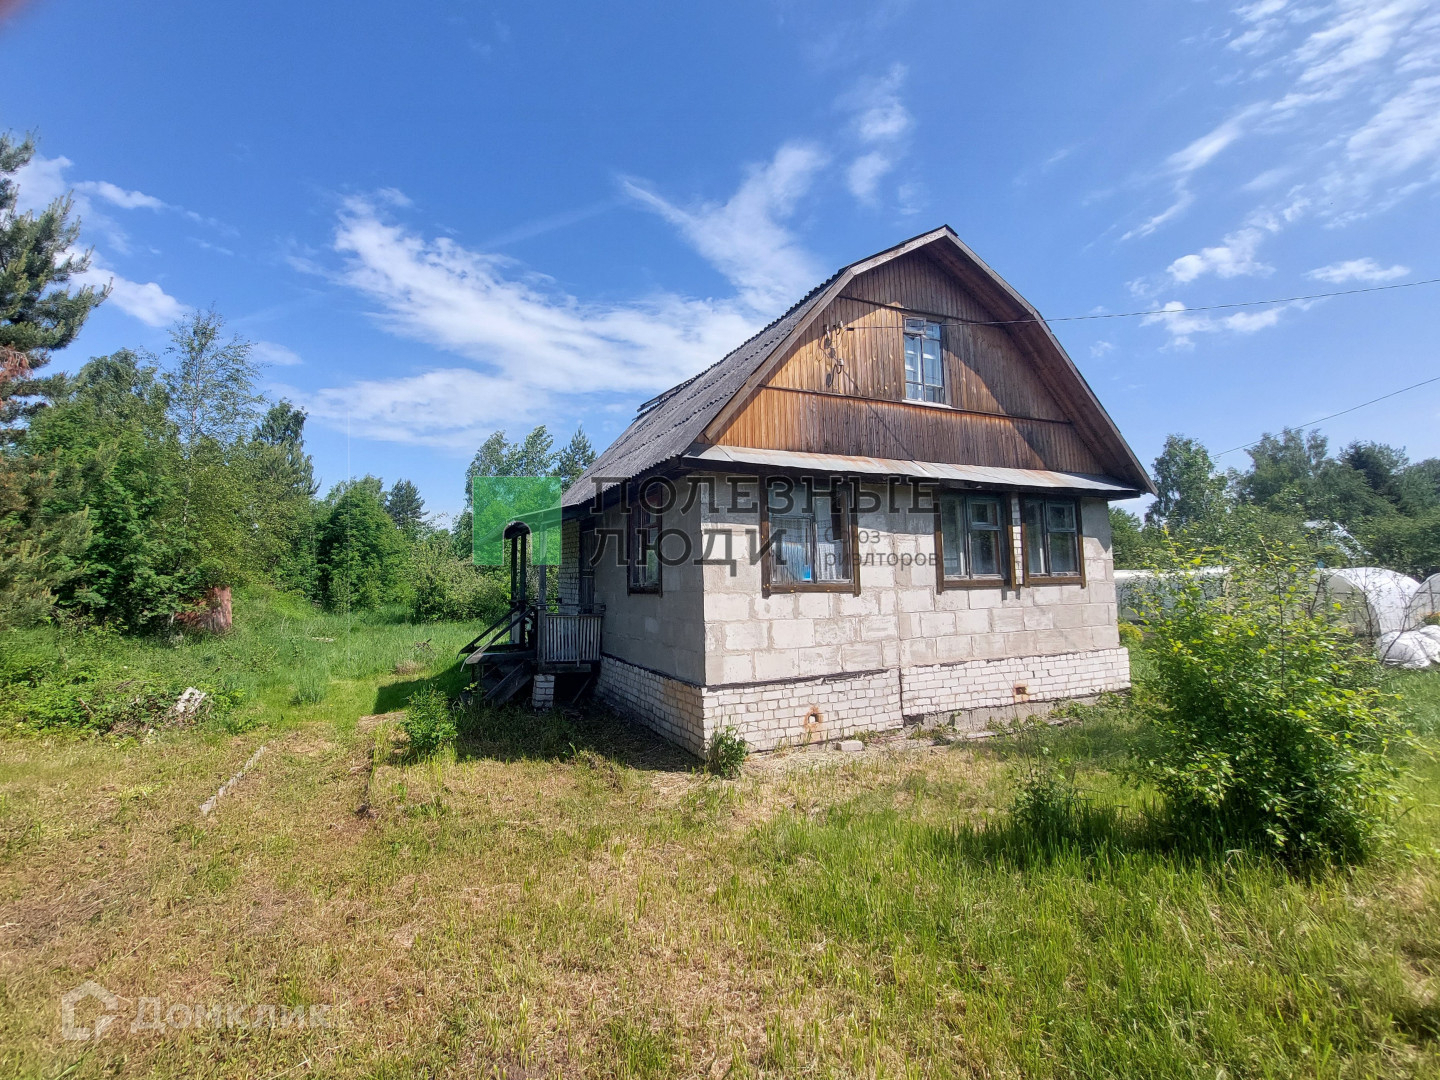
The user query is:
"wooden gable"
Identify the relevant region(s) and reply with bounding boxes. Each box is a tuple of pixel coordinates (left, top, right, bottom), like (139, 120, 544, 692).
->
(710, 248, 1107, 475)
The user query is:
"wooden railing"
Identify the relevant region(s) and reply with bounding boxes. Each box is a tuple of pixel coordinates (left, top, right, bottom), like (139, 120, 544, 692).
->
(537, 612, 603, 664)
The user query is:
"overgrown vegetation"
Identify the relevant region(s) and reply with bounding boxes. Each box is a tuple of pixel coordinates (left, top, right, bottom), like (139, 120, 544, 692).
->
(0, 133, 595, 641)
(1112, 430, 1440, 576)
(0, 588, 479, 736)
(401, 686, 458, 757)
(1131, 539, 1409, 862)
(705, 726, 748, 778)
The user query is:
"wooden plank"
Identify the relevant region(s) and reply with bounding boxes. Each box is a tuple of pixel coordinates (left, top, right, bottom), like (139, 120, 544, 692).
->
(715, 387, 1103, 473)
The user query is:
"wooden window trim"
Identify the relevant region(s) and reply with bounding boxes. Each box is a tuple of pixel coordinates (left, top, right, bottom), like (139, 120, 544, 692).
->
(760, 475, 861, 598)
(627, 490, 662, 596)
(1019, 497, 1087, 588)
(934, 490, 1012, 593)
(901, 316, 947, 406)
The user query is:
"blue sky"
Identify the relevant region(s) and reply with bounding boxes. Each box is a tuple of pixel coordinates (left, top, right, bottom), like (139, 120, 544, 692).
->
(4, 0, 1438, 520)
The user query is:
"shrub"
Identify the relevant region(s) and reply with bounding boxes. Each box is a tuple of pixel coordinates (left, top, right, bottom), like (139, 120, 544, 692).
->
(408, 539, 508, 623)
(1117, 621, 1143, 649)
(1134, 539, 1408, 863)
(705, 726, 748, 778)
(402, 686, 457, 757)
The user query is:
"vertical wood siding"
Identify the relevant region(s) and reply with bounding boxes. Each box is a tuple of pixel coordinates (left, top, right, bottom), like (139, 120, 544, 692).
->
(717, 250, 1103, 474)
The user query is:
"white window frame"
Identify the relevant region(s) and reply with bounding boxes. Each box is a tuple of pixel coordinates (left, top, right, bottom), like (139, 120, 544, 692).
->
(903, 317, 946, 403)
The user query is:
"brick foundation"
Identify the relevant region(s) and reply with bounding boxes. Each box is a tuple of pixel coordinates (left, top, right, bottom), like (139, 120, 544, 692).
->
(595, 654, 707, 757)
(706, 667, 902, 752)
(901, 647, 1131, 722)
(596, 648, 1130, 757)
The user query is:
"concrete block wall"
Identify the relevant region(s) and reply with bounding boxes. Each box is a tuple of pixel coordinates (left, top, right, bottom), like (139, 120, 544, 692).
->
(586, 480, 706, 685)
(568, 474, 1131, 758)
(699, 479, 1121, 684)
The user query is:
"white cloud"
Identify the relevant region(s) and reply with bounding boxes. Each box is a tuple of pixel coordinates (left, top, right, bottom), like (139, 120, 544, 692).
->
(1121, 191, 1195, 241)
(847, 64, 913, 143)
(1142, 300, 1293, 348)
(837, 65, 913, 208)
(10, 152, 188, 325)
(74, 257, 186, 327)
(624, 142, 828, 313)
(74, 179, 168, 212)
(11, 153, 71, 213)
(847, 152, 893, 202)
(1130, 0, 1440, 304)
(1306, 257, 1411, 282)
(311, 192, 762, 446)
(304, 368, 536, 448)
(1332, 73, 1440, 207)
(252, 341, 303, 366)
(1166, 226, 1273, 283)
(1165, 108, 1260, 177)
(1090, 340, 1115, 358)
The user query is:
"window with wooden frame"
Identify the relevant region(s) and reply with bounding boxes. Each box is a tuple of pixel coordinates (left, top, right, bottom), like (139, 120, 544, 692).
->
(903, 317, 945, 403)
(578, 523, 598, 609)
(627, 487, 661, 594)
(1021, 497, 1084, 584)
(762, 478, 857, 595)
(936, 492, 1008, 589)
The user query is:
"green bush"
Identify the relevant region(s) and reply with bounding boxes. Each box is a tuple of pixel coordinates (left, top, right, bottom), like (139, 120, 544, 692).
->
(402, 686, 457, 757)
(408, 539, 508, 623)
(1134, 540, 1408, 863)
(705, 726, 747, 778)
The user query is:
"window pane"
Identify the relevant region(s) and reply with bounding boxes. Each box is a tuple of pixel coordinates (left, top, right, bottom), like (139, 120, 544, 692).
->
(969, 497, 1000, 528)
(1047, 530, 1079, 575)
(1046, 501, 1076, 532)
(940, 493, 964, 577)
(1023, 500, 1046, 576)
(971, 529, 1000, 576)
(770, 514, 813, 584)
(903, 335, 922, 398)
(922, 337, 943, 383)
(924, 321, 941, 340)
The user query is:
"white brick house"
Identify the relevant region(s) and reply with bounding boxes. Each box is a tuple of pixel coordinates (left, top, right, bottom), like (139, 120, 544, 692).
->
(558, 227, 1154, 755)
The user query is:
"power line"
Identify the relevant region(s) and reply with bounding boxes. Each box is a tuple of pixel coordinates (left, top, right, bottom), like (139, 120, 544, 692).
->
(1215, 373, 1440, 458)
(837, 275, 1440, 327)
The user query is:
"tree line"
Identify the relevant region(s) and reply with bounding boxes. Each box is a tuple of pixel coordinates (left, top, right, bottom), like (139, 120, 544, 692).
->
(0, 133, 594, 632)
(1114, 431, 1440, 574)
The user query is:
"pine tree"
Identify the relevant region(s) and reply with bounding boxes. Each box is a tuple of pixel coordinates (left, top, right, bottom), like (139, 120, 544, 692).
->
(554, 427, 597, 490)
(0, 133, 107, 436)
(384, 479, 427, 536)
(0, 134, 106, 626)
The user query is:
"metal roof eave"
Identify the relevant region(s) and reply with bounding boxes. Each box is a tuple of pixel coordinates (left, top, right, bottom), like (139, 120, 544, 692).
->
(683, 445, 1143, 498)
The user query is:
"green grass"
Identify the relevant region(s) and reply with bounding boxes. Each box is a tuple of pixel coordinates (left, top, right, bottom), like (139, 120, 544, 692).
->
(0, 586, 479, 735)
(2, 619, 1440, 1077)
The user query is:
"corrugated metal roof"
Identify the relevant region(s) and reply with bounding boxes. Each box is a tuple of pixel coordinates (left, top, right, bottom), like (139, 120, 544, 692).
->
(560, 271, 842, 508)
(686, 446, 1142, 495)
(561, 225, 1157, 510)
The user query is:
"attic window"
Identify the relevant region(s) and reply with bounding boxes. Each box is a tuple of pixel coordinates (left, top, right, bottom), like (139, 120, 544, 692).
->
(903, 318, 945, 403)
